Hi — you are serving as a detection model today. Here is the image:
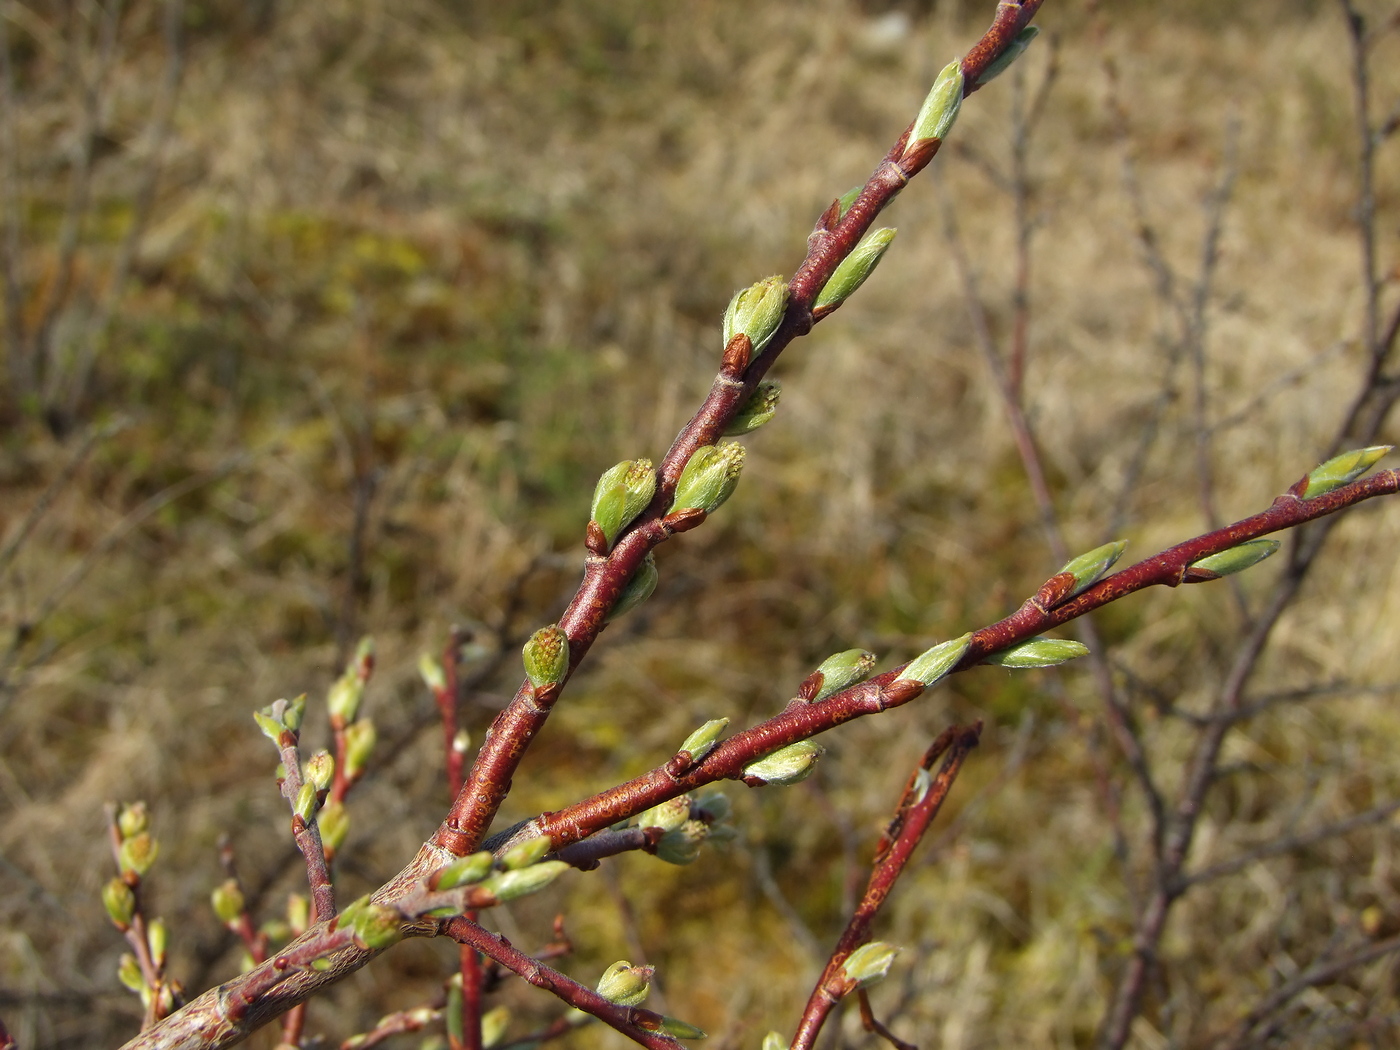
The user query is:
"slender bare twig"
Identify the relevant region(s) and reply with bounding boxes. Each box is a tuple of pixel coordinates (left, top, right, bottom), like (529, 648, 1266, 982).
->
(266, 698, 335, 924)
(858, 989, 916, 1050)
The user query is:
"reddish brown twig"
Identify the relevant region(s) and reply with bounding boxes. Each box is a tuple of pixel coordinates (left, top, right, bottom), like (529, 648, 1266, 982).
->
(790, 725, 981, 1050)
(858, 990, 916, 1050)
(267, 699, 335, 926)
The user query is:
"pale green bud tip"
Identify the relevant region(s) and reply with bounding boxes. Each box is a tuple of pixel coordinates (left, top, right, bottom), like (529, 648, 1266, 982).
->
(318, 800, 350, 853)
(597, 960, 654, 1007)
(285, 693, 307, 732)
(418, 653, 447, 693)
(609, 552, 659, 621)
(305, 750, 335, 793)
(1302, 445, 1391, 498)
(813, 648, 877, 701)
(660, 1017, 707, 1040)
(723, 275, 789, 355)
(118, 832, 159, 878)
(211, 879, 245, 924)
(483, 860, 570, 903)
(253, 709, 284, 743)
(639, 796, 692, 834)
(743, 740, 824, 786)
(147, 919, 168, 968)
(725, 381, 782, 436)
(840, 941, 900, 990)
(287, 893, 310, 934)
(344, 718, 377, 775)
(975, 24, 1040, 86)
(104, 878, 137, 928)
(836, 185, 863, 221)
(328, 671, 364, 723)
(1058, 540, 1127, 597)
(762, 1032, 788, 1050)
(117, 953, 145, 994)
(813, 227, 897, 313)
(522, 625, 570, 689)
(502, 835, 554, 870)
(352, 903, 404, 950)
(591, 458, 658, 546)
(1189, 539, 1280, 578)
(293, 782, 318, 823)
(656, 820, 710, 865)
(434, 851, 495, 890)
(481, 1005, 512, 1049)
(986, 637, 1090, 668)
(910, 59, 964, 146)
(670, 441, 746, 514)
(117, 802, 150, 840)
(679, 717, 729, 760)
(898, 633, 973, 688)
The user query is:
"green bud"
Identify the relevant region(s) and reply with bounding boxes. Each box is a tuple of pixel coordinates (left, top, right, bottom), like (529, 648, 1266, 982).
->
(659, 1017, 707, 1040)
(211, 879, 245, 925)
(117, 802, 150, 840)
(812, 648, 877, 702)
(418, 652, 447, 694)
(480, 860, 570, 903)
(445, 974, 464, 1043)
(118, 832, 159, 879)
(723, 275, 789, 356)
(762, 1033, 787, 1050)
(253, 708, 285, 743)
(481, 1005, 512, 1049)
(434, 851, 495, 890)
(1189, 539, 1280, 579)
(897, 633, 972, 688)
(609, 552, 659, 621)
(103, 878, 136, 928)
(694, 788, 731, 823)
(909, 59, 964, 147)
(724, 381, 782, 436)
(117, 953, 145, 994)
(353, 635, 375, 670)
(975, 24, 1040, 86)
(502, 835, 553, 870)
(287, 893, 310, 936)
(318, 800, 350, 854)
(812, 228, 897, 313)
(840, 941, 899, 990)
(1057, 540, 1127, 599)
(352, 903, 404, 950)
(679, 717, 729, 761)
(597, 960, 654, 1007)
(453, 728, 472, 756)
(591, 459, 658, 548)
(1301, 445, 1391, 498)
(835, 185, 863, 222)
(522, 625, 570, 690)
(284, 693, 307, 733)
(344, 717, 377, 778)
(328, 672, 365, 724)
(337, 893, 371, 930)
(293, 782, 318, 823)
(304, 749, 335, 793)
(985, 637, 1090, 668)
(669, 441, 746, 515)
(743, 740, 823, 786)
(639, 796, 692, 834)
(656, 819, 710, 865)
(147, 919, 168, 969)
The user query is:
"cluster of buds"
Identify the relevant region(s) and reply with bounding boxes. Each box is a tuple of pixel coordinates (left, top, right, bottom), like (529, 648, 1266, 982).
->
(106, 802, 183, 1019)
(630, 788, 735, 866)
(589, 458, 659, 554)
(411, 835, 573, 918)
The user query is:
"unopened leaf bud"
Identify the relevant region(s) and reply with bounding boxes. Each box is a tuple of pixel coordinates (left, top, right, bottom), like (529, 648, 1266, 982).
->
(418, 652, 446, 694)
(253, 708, 284, 743)
(103, 878, 136, 929)
(670, 441, 746, 515)
(434, 851, 495, 890)
(743, 740, 824, 786)
(287, 893, 310, 936)
(694, 788, 731, 823)
(723, 276, 789, 357)
(327, 672, 365, 725)
(975, 24, 1040, 86)
(293, 782, 318, 824)
(522, 624, 570, 690)
(117, 802, 150, 840)
(762, 1032, 787, 1050)
(591, 459, 658, 548)
(639, 796, 692, 834)
(985, 637, 1089, 668)
(117, 953, 144, 994)
(597, 960, 655, 1007)
(908, 59, 964, 150)
(656, 819, 710, 865)
(284, 693, 307, 733)
(318, 800, 350, 854)
(836, 185, 863, 222)
(813, 228, 896, 313)
(897, 633, 972, 688)
(840, 941, 899, 990)
(353, 635, 375, 673)
(352, 903, 404, 949)
(609, 552, 659, 621)
(1057, 540, 1127, 599)
(304, 749, 335, 793)
(812, 648, 877, 702)
(212, 879, 245, 925)
(659, 1017, 707, 1040)
(481, 860, 570, 903)
(1301, 445, 1391, 498)
(147, 919, 168, 970)
(481, 1005, 511, 1049)
(344, 717, 377, 778)
(679, 717, 729, 761)
(725, 381, 782, 436)
(502, 835, 553, 870)
(452, 729, 471, 755)
(118, 832, 159, 879)
(1188, 539, 1280, 579)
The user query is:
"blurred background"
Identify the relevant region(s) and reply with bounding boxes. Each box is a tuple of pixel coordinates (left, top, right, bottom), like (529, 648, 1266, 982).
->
(2, 0, 1399, 1046)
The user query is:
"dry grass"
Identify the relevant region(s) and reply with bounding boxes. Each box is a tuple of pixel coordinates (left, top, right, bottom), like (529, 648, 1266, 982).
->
(1, 0, 1398, 1047)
